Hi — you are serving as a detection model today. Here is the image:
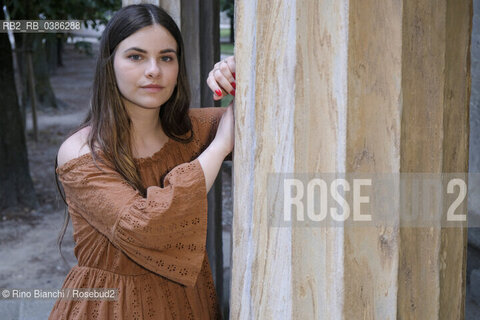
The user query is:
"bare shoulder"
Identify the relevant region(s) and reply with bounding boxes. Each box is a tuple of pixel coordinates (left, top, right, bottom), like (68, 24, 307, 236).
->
(57, 126, 91, 167)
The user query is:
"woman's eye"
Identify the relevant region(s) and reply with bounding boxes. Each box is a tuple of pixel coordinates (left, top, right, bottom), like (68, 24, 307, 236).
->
(161, 56, 173, 62)
(128, 54, 142, 61)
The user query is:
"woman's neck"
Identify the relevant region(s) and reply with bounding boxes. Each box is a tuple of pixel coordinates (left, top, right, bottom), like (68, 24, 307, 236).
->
(125, 104, 169, 156)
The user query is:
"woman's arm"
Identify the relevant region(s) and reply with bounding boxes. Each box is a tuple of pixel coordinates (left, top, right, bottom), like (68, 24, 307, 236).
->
(198, 103, 234, 192)
(56, 154, 209, 287)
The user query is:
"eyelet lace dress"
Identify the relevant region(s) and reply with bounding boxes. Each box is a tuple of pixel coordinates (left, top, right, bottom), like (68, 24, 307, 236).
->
(49, 107, 227, 320)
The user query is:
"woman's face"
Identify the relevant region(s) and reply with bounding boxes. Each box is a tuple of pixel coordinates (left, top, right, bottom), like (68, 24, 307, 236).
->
(113, 24, 179, 110)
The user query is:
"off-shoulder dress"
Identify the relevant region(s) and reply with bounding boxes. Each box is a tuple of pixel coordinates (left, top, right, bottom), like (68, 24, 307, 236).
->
(48, 107, 227, 320)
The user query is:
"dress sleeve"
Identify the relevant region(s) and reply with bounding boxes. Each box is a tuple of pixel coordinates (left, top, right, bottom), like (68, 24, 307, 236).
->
(195, 107, 232, 161)
(57, 156, 208, 287)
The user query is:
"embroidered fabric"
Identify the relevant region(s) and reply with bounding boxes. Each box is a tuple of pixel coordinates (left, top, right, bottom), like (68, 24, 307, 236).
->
(49, 107, 227, 320)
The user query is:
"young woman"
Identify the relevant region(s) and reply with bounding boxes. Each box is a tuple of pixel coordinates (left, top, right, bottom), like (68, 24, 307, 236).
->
(50, 4, 235, 319)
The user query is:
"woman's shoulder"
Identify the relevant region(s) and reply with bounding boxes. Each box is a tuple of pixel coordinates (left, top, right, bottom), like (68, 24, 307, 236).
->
(57, 126, 92, 169)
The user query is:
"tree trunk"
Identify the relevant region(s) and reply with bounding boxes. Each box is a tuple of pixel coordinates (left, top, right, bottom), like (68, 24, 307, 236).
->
(16, 33, 58, 111)
(32, 34, 58, 109)
(14, 32, 27, 128)
(57, 35, 64, 67)
(229, 13, 234, 44)
(0, 11, 38, 213)
(46, 33, 59, 74)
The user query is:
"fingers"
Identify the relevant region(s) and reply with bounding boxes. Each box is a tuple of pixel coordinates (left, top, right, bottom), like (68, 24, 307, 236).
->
(224, 56, 236, 78)
(206, 72, 224, 100)
(207, 56, 236, 99)
(215, 62, 235, 95)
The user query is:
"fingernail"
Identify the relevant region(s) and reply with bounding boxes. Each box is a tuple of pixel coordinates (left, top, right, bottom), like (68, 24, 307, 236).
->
(215, 89, 222, 96)
(230, 90, 235, 96)
(232, 72, 236, 79)
(231, 82, 236, 89)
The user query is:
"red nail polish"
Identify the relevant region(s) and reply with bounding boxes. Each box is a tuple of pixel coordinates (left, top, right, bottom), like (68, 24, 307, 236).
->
(231, 82, 236, 89)
(230, 90, 235, 96)
(215, 89, 222, 96)
(232, 72, 236, 79)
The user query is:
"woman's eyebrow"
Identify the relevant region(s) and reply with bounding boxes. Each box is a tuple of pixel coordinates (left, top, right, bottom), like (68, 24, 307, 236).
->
(123, 47, 177, 54)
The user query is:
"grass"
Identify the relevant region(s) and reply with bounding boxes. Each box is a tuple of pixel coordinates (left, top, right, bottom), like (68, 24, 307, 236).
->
(221, 43, 234, 56)
(220, 28, 230, 39)
(220, 27, 234, 55)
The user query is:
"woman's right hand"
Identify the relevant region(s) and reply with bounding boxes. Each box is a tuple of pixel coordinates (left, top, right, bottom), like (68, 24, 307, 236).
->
(207, 56, 236, 100)
(212, 102, 235, 157)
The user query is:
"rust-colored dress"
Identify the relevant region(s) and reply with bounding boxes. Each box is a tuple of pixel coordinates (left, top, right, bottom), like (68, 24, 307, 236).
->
(49, 107, 226, 320)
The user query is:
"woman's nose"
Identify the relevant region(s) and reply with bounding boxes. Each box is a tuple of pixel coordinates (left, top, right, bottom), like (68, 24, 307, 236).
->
(146, 59, 161, 78)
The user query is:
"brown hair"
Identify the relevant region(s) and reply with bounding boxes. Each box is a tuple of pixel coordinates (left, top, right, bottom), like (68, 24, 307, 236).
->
(55, 4, 193, 266)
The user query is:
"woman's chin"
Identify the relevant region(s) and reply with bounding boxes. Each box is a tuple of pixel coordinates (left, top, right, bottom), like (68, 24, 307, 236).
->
(128, 99, 166, 110)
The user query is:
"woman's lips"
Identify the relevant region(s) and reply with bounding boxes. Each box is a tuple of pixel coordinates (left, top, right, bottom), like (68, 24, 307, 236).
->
(141, 85, 164, 92)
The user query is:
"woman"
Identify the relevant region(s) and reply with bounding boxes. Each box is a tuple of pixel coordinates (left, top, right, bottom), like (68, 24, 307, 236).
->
(50, 4, 235, 319)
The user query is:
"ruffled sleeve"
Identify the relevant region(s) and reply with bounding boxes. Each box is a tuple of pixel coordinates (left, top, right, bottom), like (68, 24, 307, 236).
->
(56, 155, 208, 287)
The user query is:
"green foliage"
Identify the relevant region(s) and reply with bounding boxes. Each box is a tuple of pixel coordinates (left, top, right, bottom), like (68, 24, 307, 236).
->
(220, 0, 234, 18)
(220, 94, 233, 107)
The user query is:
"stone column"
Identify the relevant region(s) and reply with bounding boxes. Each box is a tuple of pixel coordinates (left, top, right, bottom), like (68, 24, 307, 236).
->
(231, 0, 472, 319)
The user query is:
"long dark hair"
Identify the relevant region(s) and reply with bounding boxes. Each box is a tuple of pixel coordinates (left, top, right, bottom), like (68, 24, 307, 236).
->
(55, 4, 193, 266)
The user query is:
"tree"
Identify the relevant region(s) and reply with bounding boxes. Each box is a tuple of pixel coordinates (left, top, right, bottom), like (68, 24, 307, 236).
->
(0, 7, 38, 213)
(220, 0, 234, 43)
(7, 0, 58, 110)
(0, 0, 120, 214)
(6, 0, 120, 112)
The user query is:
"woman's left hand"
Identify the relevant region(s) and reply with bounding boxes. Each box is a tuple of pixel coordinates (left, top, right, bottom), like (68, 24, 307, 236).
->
(207, 56, 236, 100)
